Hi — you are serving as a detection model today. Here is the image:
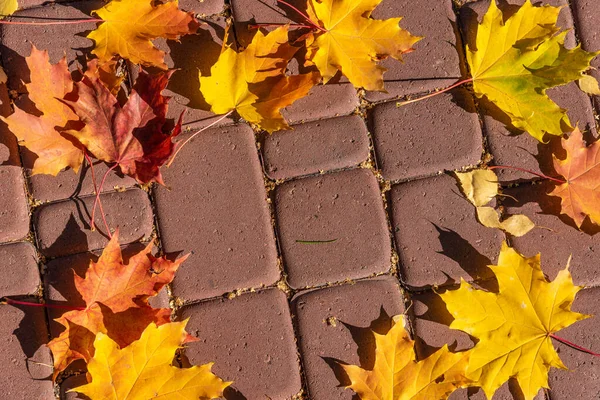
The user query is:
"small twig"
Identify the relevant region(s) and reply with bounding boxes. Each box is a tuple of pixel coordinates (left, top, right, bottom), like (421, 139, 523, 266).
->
(550, 333, 600, 357)
(2, 297, 85, 311)
(397, 78, 474, 106)
(249, 23, 315, 30)
(90, 163, 118, 237)
(0, 17, 103, 25)
(277, 0, 326, 32)
(167, 111, 234, 167)
(296, 239, 338, 244)
(488, 165, 566, 184)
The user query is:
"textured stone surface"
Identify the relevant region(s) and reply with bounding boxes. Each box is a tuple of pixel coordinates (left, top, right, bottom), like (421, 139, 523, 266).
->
(0, 242, 39, 297)
(366, 0, 462, 101)
(390, 174, 504, 289)
(262, 115, 370, 180)
(179, 289, 301, 400)
(0, 165, 30, 243)
(34, 189, 154, 258)
(60, 374, 89, 399)
(503, 182, 600, 287)
(0, 305, 54, 399)
(370, 89, 482, 181)
(154, 124, 279, 301)
(293, 277, 404, 400)
(275, 168, 390, 288)
(179, 0, 224, 15)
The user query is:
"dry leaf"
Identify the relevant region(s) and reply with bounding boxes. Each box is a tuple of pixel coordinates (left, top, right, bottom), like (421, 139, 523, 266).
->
(73, 321, 230, 399)
(440, 243, 589, 400)
(304, 0, 421, 91)
(467, 0, 598, 142)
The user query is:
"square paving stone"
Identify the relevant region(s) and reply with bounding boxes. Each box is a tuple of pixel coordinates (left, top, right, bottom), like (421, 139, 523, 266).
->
(154, 124, 279, 301)
(1, 1, 103, 93)
(178, 288, 301, 400)
(390, 174, 504, 289)
(0, 242, 39, 297)
(0, 305, 54, 399)
(261, 115, 370, 180)
(0, 165, 30, 243)
(369, 89, 483, 182)
(34, 188, 154, 258)
(548, 287, 600, 399)
(503, 182, 600, 288)
(292, 276, 404, 400)
(275, 168, 391, 288)
(365, 0, 463, 102)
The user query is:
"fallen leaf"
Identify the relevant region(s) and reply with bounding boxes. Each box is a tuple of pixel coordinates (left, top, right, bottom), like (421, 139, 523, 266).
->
(340, 315, 471, 400)
(88, 0, 200, 69)
(73, 321, 230, 399)
(84, 58, 124, 95)
(200, 26, 319, 132)
(440, 243, 589, 400)
(467, 0, 598, 142)
(1, 45, 84, 175)
(48, 230, 188, 379)
(578, 74, 600, 96)
(0, 0, 17, 18)
(550, 126, 600, 228)
(455, 169, 535, 237)
(304, 0, 421, 91)
(63, 69, 181, 184)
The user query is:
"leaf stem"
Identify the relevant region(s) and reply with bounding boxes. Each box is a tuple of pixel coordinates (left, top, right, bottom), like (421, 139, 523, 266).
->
(396, 78, 474, 107)
(85, 153, 112, 237)
(249, 23, 315, 30)
(276, 0, 326, 32)
(90, 163, 118, 237)
(0, 17, 103, 25)
(488, 165, 566, 184)
(2, 297, 85, 311)
(550, 333, 600, 357)
(167, 110, 234, 167)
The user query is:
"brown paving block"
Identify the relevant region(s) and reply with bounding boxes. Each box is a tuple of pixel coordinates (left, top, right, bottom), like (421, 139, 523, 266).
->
(154, 124, 279, 301)
(370, 89, 482, 181)
(571, 0, 600, 113)
(275, 168, 390, 288)
(390, 174, 504, 289)
(0, 165, 30, 243)
(60, 374, 89, 399)
(1, 2, 102, 93)
(548, 287, 600, 399)
(179, 0, 224, 15)
(0, 242, 39, 297)
(365, 0, 462, 102)
(34, 188, 154, 258)
(0, 305, 54, 398)
(450, 385, 546, 399)
(503, 182, 600, 288)
(292, 276, 404, 400)
(179, 288, 301, 400)
(261, 115, 370, 180)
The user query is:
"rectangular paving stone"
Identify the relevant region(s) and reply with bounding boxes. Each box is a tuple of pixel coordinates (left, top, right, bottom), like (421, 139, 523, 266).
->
(261, 115, 370, 180)
(365, 0, 462, 102)
(178, 288, 301, 399)
(0, 242, 39, 297)
(548, 287, 600, 399)
(369, 88, 483, 181)
(503, 182, 600, 288)
(275, 168, 391, 288)
(0, 165, 30, 243)
(154, 124, 279, 301)
(292, 276, 404, 400)
(1, 1, 103, 93)
(178, 0, 224, 15)
(34, 188, 154, 258)
(390, 174, 504, 289)
(0, 305, 54, 399)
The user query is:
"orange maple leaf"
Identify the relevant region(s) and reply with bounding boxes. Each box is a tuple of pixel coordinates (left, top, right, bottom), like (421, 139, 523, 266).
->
(1, 45, 84, 176)
(550, 127, 600, 228)
(47, 230, 188, 379)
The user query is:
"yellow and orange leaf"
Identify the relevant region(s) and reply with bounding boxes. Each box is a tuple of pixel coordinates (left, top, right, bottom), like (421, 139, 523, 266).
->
(48, 230, 188, 379)
(88, 0, 200, 69)
(73, 321, 230, 400)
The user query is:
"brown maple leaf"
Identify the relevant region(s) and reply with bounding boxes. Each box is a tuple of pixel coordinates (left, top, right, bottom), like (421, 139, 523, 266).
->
(62, 69, 182, 185)
(47, 230, 188, 379)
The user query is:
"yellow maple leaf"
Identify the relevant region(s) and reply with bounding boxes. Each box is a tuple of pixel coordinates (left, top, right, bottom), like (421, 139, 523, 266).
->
(73, 321, 231, 400)
(440, 243, 589, 400)
(88, 0, 200, 69)
(304, 0, 421, 91)
(467, 0, 598, 142)
(200, 26, 319, 133)
(0, 0, 17, 19)
(340, 315, 471, 400)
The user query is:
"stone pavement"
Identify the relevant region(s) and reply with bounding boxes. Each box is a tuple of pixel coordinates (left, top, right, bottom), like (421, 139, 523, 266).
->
(0, 0, 599, 399)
